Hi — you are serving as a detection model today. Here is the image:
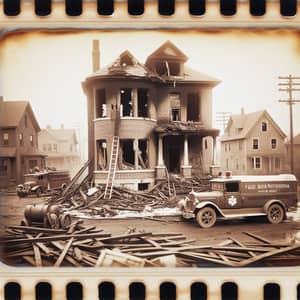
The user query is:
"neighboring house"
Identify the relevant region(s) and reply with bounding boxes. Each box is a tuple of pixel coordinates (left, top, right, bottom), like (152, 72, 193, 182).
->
(0, 99, 46, 188)
(220, 109, 287, 175)
(38, 125, 81, 175)
(82, 40, 220, 190)
(285, 133, 300, 180)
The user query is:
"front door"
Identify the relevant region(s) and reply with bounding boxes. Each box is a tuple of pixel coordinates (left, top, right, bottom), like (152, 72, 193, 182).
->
(168, 146, 180, 173)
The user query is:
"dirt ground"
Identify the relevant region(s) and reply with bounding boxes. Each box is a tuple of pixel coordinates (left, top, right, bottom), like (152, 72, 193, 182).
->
(1, 193, 300, 248)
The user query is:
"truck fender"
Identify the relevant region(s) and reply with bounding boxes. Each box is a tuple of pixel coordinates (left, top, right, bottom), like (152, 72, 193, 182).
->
(31, 185, 41, 192)
(195, 201, 225, 217)
(264, 200, 287, 215)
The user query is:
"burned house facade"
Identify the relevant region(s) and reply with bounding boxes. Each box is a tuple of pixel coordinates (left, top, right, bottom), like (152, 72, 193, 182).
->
(82, 41, 220, 190)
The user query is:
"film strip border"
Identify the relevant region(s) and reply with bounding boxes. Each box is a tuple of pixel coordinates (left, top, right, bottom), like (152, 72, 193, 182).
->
(1, 1, 300, 30)
(1, 0, 299, 17)
(1, 267, 300, 299)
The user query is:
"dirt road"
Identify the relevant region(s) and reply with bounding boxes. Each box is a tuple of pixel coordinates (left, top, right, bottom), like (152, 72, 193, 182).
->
(1, 193, 299, 248)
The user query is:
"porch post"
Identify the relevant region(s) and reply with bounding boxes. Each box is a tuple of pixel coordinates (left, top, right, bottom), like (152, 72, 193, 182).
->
(212, 136, 217, 165)
(158, 134, 164, 166)
(183, 135, 189, 166)
(181, 135, 192, 178)
(134, 139, 139, 169)
(132, 88, 138, 117)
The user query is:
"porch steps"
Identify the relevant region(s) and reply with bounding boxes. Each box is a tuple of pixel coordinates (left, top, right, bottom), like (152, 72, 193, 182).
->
(104, 136, 120, 199)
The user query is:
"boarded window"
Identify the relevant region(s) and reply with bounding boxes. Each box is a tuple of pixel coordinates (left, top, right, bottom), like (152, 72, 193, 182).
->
(96, 89, 107, 118)
(187, 93, 199, 122)
(138, 88, 149, 118)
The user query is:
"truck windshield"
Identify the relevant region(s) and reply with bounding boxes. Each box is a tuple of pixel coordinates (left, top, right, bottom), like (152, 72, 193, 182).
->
(211, 182, 224, 191)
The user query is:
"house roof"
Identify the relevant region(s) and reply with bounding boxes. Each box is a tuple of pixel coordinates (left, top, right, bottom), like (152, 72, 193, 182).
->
(86, 50, 162, 82)
(221, 110, 286, 141)
(181, 66, 220, 85)
(145, 40, 188, 63)
(0, 101, 40, 131)
(286, 133, 300, 144)
(43, 128, 78, 144)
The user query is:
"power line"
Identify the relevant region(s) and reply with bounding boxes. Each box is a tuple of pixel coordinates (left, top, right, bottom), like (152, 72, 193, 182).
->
(216, 112, 231, 132)
(278, 75, 300, 174)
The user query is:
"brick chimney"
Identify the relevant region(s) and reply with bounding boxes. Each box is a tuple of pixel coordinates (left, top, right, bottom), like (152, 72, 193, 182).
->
(92, 40, 100, 72)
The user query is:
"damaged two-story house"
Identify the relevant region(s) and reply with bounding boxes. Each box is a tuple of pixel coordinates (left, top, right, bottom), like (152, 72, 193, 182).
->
(82, 40, 220, 190)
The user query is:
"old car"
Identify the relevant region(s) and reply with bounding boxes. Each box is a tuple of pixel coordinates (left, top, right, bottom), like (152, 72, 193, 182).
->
(16, 169, 70, 197)
(179, 173, 298, 228)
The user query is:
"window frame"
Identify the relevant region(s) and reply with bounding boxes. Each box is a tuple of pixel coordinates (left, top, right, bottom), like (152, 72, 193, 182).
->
(271, 138, 277, 150)
(19, 133, 23, 146)
(252, 156, 262, 169)
(3, 132, 9, 146)
(261, 121, 268, 132)
(252, 137, 259, 150)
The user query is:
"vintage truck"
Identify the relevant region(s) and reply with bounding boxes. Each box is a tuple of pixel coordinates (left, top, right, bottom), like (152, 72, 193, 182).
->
(16, 170, 70, 197)
(179, 173, 298, 228)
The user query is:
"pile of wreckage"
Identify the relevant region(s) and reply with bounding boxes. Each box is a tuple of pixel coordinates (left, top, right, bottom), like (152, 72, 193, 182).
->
(2, 222, 300, 267)
(45, 161, 210, 218)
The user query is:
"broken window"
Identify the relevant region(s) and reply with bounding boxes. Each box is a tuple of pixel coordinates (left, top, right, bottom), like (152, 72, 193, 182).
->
(169, 93, 181, 121)
(187, 93, 200, 122)
(169, 62, 180, 76)
(156, 61, 180, 76)
(137, 88, 149, 118)
(95, 89, 107, 118)
(120, 54, 134, 67)
(120, 88, 133, 117)
(138, 139, 149, 168)
(156, 61, 167, 76)
(121, 139, 135, 168)
(97, 140, 107, 170)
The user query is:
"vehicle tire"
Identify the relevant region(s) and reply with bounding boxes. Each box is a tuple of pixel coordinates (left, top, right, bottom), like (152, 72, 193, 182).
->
(48, 213, 60, 229)
(61, 183, 66, 191)
(21, 218, 30, 226)
(196, 207, 217, 228)
(36, 188, 42, 197)
(266, 203, 284, 224)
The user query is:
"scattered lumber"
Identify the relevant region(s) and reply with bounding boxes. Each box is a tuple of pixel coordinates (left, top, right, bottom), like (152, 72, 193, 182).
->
(2, 222, 300, 267)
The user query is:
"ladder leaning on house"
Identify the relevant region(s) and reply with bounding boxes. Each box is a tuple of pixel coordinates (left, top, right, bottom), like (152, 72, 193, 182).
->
(104, 136, 120, 199)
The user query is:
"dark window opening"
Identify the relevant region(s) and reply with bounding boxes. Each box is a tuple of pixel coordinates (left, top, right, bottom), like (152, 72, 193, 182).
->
(191, 282, 207, 300)
(36, 282, 52, 300)
(156, 61, 167, 76)
(138, 183, 149, 191)
(120, 54, 134, 66)
(129, 282, 146, 300)
(171, 108, 180, 121)
(169, 93, 180, 121)
(271, 138, 277, 149)
(121, 88, 133, 117)
(138, 139, 149, 168)
(160, 282, 176, 300)
(297, 283, 300, 300)
(262, 121, 267, 132)
(66, 282, 82, 300)
(138, 88, 149, 118)
(168, 146, 180, 173)
(222, 282, 238, 300)
(225, 182, 239, 193)
(121, 139, 134, 167)
(264, 283, 280, 300)
(5, 282, 21, 300)
(98, 282, 115, 300)
(253, 138, 259, 150)
(97, 140, 108, 170)
(169, 62, 180, 76)
(0, 159, 8, 175)
(96, 89, 107, 118)
(187, 93, 200, 122)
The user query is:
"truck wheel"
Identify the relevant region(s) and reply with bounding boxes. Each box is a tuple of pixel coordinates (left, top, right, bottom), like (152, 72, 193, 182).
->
(196, 207, 217, 228)
(267, 203, 284, 224)
(59, 213, 72, 229)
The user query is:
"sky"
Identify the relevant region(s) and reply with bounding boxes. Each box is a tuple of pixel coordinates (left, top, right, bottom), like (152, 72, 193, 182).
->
(1, 29, 300, 158)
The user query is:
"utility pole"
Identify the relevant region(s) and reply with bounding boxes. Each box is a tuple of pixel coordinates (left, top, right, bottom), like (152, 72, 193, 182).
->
(216, 112, 231, 132)
(278, 75, 300, 174)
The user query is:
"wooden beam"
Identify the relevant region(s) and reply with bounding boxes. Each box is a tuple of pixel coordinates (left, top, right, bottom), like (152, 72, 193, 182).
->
(54, 238, 74, 267)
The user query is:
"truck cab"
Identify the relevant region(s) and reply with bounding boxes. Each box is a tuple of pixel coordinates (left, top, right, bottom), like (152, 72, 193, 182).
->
(180, 173, 298, 228)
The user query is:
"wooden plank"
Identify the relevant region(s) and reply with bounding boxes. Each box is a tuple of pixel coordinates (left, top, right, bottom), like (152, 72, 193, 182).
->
(238, 244, 300, 267)
(230, 237, 256, 257)
(22, 255, 36, 266)
(243, 231, 272, 244)
(54, 238, 74, 267)
(1, 232, 111, 244)
(51, 241, 81, 266)
(25, 234, 42, 267)
(99, 232, 152, 243)
(10, 225, 66, 234)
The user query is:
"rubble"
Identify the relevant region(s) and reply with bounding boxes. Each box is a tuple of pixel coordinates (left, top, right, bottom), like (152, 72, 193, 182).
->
(46, 161, 211, 219)
(1, 224, 300, 267)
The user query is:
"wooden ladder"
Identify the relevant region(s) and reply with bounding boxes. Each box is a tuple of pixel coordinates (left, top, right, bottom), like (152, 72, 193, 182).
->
(104, 136, 120, 199)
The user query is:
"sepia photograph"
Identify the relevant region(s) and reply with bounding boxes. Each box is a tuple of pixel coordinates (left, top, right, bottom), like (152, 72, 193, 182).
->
(0, 29, 300, 268)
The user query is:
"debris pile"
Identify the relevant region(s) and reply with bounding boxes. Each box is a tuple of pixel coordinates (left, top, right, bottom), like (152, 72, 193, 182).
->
(46, 161, 210, 218)
(1, 224, 300, 267)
